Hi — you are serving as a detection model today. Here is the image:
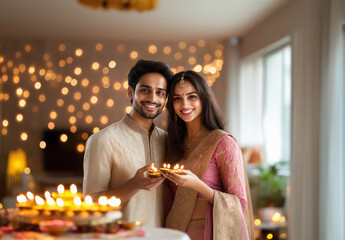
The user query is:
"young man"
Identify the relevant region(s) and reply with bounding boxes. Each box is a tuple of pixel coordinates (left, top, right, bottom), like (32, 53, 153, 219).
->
(83, 59, 173, 227)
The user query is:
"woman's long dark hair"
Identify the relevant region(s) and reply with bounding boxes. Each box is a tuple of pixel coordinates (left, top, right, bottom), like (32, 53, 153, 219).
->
(165, 70, 225, 163)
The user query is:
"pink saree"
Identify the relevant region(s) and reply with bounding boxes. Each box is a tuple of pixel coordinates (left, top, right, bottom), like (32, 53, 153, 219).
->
(165, 130, 254, 240)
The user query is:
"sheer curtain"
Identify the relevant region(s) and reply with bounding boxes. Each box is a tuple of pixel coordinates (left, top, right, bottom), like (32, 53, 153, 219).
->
(319, 0, 345, 238)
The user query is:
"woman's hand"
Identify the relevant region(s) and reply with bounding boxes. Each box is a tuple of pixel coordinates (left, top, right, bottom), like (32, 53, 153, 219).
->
(162, 170, 215, 203)
(163, 170, 201, 190)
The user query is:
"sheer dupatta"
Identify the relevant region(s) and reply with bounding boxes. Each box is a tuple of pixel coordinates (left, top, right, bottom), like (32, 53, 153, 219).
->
(165, 130, 254, 240)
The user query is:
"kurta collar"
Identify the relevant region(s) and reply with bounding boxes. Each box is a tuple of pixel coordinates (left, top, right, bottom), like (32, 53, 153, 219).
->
(122, 114, 156, 136)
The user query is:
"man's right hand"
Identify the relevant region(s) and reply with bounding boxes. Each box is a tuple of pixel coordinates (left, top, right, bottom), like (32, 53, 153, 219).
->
(130, 165, 165, 191)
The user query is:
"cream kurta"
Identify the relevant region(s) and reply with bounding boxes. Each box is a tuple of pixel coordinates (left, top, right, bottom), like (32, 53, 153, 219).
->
(83, 114, 165, 227)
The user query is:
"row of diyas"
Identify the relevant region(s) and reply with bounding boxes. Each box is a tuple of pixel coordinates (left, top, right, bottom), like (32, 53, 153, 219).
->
(16, 184, 121, 216)
(148, 163, 185, 177)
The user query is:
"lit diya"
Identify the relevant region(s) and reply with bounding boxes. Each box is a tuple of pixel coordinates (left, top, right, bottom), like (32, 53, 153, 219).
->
(160, 163, 185, 174)
(148, 164, 162, 178)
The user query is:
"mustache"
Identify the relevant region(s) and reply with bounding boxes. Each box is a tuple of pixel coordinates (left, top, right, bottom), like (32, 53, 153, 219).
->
(140, 101, 161, 107)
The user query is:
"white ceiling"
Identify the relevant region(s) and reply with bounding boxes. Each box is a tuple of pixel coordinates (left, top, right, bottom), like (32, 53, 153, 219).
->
(0, 0, 288, 41)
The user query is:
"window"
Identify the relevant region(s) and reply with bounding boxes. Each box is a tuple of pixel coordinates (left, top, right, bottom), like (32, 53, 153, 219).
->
(239, 42, 291, 166)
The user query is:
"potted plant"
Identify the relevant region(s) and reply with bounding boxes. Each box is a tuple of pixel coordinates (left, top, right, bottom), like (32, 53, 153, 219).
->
(250, 161, 287, 210)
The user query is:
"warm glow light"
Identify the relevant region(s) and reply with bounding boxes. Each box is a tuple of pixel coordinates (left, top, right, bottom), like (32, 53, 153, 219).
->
(77, 111, 83, 119)
(188, 46, 196, 53)
(1, 129, 7, 136)
(13, 75, 20, 84)
(68, 105, 75, 113)
(39, 69, 46, 76)
(39, 141, 46, 149)
(48, 122, 55, 130)
(83, 102, 90, 111)
(50, 111, 57, 120)
(108, 61, 116, 69)
(2, 119, 8, 127)
(75, 48, 83, 57)
(24, 44, 32, 52)
(71, 78, 78, 86)
(24, 167, 30, 174)
(65, 76, 72, 83)
(60, 134, 68, 142)
(82, 78, 89, 87)
(254, 219, 261, 226)
(74, 196, 82, 206)
(81, 132, 89, 140)
(85, 115, 93, 124)
(57, 99, 64, 107)
(198, 40, 206, 47)
(163, 46, 171, 54)
(123, 81, 128, 89)
(90, 96, 98, 104)
(188, 57, 196, 65)
(20, 132, 28, 141)
(58, 44, 66, 52)
(106, 99, 114, 107)
(108, 196, 121, 207)
(44, 191, 51, 199)
(56, 198, 64, 207)
(47, 198, 55, 206)
(267, 233, 273, 239)
(100, 116, 108, 125)
(174, 52, 182, 60)
(204, 54, 211, 61)
(59, 59, 66, 67)
(66, 57, 73, 64)
(16, 88, 23, 96)
(279, 233, 287, 239)
(272, 212, 282, 222)
(26, 191, 34, 200)
(102, 67, 109, 74)
(85, 195, 92, 205)
(57, 184, 65, 194)
(16, 114, 23, 122)
(70, 184, 77, 194)
(178, 41, 186, 49)
(193, 64, 203, 72)
(148, 45, 157, 54)
(93, 127, 100, 133)
(70, 126, 77, 133)
(92, 86, 100, 94)
(34, 82, 41, 89)
(61, 87, 69, 95)
(74, 67, 82, 75)
(77, 144, 85, 153)
(113, 82, 121, 90)
(91, 62, 100, 70)
(35, 196, 44, 205)
(39, 94, 46, 102)
(130, 51, 138, 59)
(98, 196, 107, 206)
(74, 92, 82, 100)
(28, 66, 35, 74)
(95, 43, 103, 51)
(125, 106, 132, 114)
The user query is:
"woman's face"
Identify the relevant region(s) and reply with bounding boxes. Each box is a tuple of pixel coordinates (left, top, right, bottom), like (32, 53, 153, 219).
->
(172, 80, 203, 123)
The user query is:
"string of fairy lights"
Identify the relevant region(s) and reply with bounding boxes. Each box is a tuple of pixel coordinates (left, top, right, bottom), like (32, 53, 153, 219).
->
(0, 40, 224, 156)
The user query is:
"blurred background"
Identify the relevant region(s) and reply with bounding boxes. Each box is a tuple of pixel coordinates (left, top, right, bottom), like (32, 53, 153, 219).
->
(0, 0, 344, 239)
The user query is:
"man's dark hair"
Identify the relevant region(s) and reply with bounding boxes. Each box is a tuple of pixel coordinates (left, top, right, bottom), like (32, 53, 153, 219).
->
(128, 59, 174, 92)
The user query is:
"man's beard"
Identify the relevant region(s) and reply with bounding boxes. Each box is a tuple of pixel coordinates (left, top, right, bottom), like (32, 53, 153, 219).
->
(133, 100, 163, 119)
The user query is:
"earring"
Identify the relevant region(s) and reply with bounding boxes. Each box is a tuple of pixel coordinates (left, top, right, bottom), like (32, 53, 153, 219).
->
(174, 113, 177, 122)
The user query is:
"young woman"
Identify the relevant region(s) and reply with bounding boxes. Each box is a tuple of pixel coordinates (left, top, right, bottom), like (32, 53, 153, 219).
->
(164, 70, 254, 240)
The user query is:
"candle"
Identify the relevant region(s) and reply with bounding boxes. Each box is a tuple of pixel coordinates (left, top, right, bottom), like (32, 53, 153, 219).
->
(98, 196, 108, 213)
(84, 195, 98, 213)
(160, 163, 172, 173)
(174, 164, 185, 174)
(34, 196, 45, 213)
(148, 164, 162, 177)
(108, 196, 121, 210)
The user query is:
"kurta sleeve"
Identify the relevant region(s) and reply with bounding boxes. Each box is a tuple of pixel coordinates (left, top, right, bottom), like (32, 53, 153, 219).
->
(212, 135, 250, 240)
(83, 133, 112, 200)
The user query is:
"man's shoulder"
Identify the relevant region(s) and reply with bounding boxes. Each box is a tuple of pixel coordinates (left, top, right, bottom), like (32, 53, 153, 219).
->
(153, 126, 167, 138)
(90, 120, 125, 140)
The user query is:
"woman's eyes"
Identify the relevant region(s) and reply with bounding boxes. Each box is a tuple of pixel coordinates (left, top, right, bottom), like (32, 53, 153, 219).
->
(173, 95, 198, 101)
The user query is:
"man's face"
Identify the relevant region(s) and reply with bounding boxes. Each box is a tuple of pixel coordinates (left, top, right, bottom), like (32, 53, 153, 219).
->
(129, 72, 167, 119)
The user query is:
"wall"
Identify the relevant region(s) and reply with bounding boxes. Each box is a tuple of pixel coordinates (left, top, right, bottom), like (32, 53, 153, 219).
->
(0, 39, 226, 194)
